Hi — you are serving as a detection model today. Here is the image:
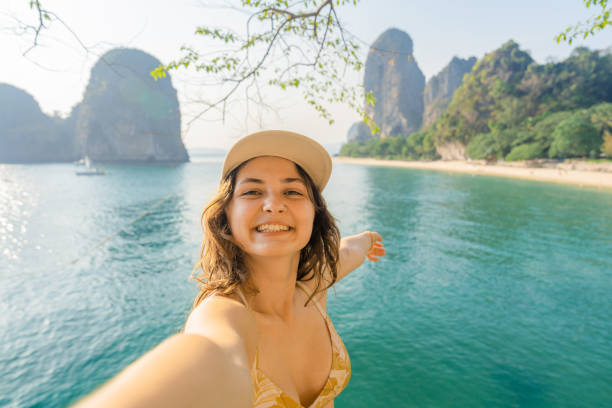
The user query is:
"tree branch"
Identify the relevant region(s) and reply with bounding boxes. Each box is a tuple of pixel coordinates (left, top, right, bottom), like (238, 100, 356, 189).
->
(21, 0, 90, 57)
(157, 0, 369, 129)
(556, 0, 611, 44)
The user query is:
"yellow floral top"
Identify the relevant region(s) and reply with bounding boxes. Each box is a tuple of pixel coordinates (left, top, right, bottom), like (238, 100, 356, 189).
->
(237, 282, 351, 408)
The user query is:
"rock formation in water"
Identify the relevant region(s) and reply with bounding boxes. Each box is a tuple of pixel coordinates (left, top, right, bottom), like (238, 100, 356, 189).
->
(423, 56, 477, 127)
(0, 83, 77, 163)
(75, 48, 188, 163)
(361, 28, 425, 139)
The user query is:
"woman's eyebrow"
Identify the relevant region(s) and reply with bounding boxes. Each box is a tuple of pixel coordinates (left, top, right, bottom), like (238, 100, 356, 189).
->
(282, 177, 306, 185)
(237, 177, 263, 186)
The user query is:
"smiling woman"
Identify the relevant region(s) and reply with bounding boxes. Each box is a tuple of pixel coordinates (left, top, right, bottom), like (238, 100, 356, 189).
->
(75, 130, 385, 408)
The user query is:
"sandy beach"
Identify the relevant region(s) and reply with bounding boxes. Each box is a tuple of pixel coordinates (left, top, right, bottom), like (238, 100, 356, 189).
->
(333, 157, 612, 190)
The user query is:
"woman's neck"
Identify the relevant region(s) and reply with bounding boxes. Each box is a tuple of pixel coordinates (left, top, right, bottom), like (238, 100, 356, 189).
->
(243, 253, 301, 322)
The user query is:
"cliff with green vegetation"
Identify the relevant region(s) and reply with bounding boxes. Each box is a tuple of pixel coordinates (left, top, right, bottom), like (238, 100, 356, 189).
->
(341, 41, 612, 161)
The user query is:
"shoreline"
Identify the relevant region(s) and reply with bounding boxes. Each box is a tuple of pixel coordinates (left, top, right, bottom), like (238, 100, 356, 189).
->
(333, 157, 612, 190)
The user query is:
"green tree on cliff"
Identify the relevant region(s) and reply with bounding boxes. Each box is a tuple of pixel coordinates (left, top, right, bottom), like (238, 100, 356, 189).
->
(549, 110, 602, 158)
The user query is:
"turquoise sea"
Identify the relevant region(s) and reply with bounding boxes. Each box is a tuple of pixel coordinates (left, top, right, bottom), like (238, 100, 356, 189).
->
(1, 154, 611, 407)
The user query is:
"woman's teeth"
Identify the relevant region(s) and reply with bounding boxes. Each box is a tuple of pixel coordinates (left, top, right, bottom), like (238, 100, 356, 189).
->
(256, 224, 290, 232)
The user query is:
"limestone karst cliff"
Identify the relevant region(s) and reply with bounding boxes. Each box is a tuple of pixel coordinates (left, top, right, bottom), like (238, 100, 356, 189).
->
(346, 121, 372, 142)
(423, 56, 477, 128)
(355, 28, 426, 140)
(75, 48, 188, 163)
(0, 84, 77, 163)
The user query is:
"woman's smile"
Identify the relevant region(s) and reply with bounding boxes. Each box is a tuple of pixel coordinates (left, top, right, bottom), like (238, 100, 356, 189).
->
(255, 224, 292, 232)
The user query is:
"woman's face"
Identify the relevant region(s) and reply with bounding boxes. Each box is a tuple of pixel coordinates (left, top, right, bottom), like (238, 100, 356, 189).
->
(225, 156, 316, 259)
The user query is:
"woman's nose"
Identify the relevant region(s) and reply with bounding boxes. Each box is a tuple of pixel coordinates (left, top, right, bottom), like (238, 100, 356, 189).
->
(262, 194, 286, 213)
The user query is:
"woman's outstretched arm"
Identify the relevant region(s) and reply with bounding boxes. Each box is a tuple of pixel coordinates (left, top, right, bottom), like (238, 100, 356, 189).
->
(337, 231, 385, 282)
(74, 297, 255, 408)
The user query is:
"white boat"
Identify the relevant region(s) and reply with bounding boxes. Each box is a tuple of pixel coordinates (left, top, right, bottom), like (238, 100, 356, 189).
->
(75, 156, 105, 176)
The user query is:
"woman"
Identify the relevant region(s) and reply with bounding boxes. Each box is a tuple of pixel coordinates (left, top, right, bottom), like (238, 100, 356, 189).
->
(76, 130, 385, 408)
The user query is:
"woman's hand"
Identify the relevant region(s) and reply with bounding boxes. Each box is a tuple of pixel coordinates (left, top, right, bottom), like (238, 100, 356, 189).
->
(336, 230, 386, 282)
(364, 231, 385, 262)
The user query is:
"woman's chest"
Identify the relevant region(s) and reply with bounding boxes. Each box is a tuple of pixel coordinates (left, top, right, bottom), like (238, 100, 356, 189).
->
(256, 310, 333, 406)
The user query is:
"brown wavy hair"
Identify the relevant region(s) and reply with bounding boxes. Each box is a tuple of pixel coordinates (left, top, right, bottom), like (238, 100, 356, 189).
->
(189, 159, 340, 311)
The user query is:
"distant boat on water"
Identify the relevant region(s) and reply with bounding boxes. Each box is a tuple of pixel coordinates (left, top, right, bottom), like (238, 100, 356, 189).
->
(75, 156, 105, 176)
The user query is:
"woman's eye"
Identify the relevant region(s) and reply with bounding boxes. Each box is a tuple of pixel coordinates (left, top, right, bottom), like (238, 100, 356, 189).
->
(286, 190, 303, 196)
(241, 190, 259, 196)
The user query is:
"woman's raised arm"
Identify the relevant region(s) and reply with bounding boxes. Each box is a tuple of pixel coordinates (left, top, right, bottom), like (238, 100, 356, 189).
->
(336, 231, 385, 282)
(74, 297, 256, 408)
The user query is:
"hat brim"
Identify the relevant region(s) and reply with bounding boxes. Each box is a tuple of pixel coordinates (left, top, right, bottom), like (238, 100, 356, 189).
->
(222, 130, 332, 191)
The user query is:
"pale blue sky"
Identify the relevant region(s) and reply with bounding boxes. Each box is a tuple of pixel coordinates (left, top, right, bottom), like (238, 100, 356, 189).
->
(1, 0, 610, 148)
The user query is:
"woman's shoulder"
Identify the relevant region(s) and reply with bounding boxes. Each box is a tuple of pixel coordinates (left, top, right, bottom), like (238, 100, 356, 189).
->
(184, 292, 258, 365)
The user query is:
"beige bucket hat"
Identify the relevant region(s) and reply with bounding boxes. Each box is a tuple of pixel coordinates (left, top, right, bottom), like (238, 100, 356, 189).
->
(221, 130, 332, 191)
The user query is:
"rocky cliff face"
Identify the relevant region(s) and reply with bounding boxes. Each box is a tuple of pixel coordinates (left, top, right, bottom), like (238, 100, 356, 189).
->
(423, 56, 476, 127)
(75, 48, 188, 163)
(346, 121, 372, 142)
(0, 84, 77, 163)
(436, 141, 468, 160)
(362, 28, 425, 138)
